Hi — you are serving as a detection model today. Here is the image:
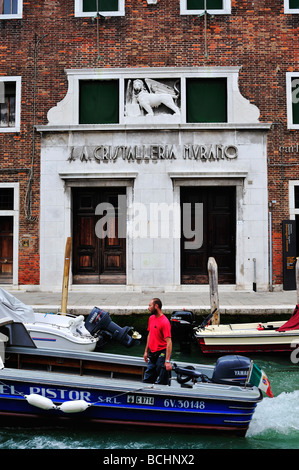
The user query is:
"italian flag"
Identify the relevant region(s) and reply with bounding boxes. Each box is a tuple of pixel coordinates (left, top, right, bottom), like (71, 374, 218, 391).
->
(248, 362, 273, 398)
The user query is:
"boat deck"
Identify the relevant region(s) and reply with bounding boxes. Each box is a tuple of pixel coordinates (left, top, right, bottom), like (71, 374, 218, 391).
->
(0, 346, 263, 402)
(5, 346, 147, 379)
(0, 362, 261, 402)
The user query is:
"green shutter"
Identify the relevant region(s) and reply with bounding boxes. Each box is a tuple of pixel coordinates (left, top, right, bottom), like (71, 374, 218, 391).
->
(186, 78, 227, 123)
(289, 0, 299, 9)
(79, 80, 119, 124)
(83, 0, 118, 12)
(187, 0, 223, 10)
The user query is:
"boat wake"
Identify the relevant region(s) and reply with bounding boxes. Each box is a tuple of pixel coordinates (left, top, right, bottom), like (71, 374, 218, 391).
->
(247, 390, 299, 437)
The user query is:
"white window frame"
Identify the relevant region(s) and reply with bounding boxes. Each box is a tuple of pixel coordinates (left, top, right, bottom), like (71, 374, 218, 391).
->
(286, 72, 299, 129)
(0, 182, 19, 286)
(284, 0, 299, 14)
(0, 76, 21, 133)
(0, 0, 23, 19)
(180, 0, 231, 15)
(74, 0, 125, 17)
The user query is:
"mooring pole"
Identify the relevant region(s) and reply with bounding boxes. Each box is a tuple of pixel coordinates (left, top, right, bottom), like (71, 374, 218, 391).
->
(208, 257, 220, 325)
(61, 237, 72, 315)
(296, 258, 299, 305)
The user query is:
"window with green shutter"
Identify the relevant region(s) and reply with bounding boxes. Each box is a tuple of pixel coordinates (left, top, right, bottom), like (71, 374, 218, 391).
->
(187, 0, 223, 10)
(186, 78, 227, 123)
(181, 0, 230, 14)
(79, 80, 119, 124)
(289, 0, 299, 9)
(82, 0, 118, 12)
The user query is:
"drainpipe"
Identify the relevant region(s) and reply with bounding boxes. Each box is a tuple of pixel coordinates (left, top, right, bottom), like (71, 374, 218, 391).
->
(269, 202, 273, 291)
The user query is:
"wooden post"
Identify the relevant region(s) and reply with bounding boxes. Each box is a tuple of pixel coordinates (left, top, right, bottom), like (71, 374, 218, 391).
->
(208, 257, 220, 325)
(61, 237, 72, 315)
(296, 258, 299, 305)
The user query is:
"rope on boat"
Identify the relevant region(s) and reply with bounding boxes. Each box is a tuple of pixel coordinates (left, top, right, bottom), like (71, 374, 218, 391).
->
(24, 385, 157, 413)
(0, 378, 157, 414)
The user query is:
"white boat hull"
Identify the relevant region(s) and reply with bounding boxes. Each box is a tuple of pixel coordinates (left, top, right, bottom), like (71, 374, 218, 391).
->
(25, 313, 98, 352)
(194, 320, 299, 354)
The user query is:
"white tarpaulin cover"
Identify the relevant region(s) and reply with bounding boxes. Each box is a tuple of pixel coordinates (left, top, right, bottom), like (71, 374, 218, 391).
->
(0, 288, 35, 323)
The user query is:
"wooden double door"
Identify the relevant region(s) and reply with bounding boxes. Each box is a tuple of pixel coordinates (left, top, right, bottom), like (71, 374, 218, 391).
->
(73, 188, 126, 284)
(181, 186, 236, 284)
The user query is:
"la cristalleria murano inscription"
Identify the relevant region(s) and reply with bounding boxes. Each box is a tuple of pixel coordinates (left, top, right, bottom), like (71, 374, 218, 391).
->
(67, 144, 238, 163)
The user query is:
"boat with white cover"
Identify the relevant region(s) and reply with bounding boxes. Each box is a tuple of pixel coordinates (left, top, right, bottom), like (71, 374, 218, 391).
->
(0, 289, 140, 352)
(0, 288, 97, 351)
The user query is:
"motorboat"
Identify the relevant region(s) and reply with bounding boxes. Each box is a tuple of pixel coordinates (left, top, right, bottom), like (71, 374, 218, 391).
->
(0, 288, 140, 352)
(0, 317, 266, 436)
(171, 307, 299, 354)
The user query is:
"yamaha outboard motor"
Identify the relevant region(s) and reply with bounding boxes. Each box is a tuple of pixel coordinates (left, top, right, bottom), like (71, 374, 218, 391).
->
(170, 310, 195, 350)
(85, 307, 141, 348)
(173, 355, 251, 387)
(212, 355, 251, 386)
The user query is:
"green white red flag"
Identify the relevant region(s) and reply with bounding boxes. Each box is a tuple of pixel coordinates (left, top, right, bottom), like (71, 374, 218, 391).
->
(247, 362, 273, 398)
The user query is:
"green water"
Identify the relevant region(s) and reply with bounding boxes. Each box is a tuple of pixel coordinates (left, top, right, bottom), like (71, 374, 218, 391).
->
(0, 342, 298, 450)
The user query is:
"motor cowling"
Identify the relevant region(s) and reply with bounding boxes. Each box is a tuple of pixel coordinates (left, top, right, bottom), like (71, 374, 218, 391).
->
(170, 310, 195, 348)
(212, 355, 251, 386)
(85, 307, 140, 348)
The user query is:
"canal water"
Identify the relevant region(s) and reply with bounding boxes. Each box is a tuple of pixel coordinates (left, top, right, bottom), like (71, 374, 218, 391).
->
(0, 340, 298, 451)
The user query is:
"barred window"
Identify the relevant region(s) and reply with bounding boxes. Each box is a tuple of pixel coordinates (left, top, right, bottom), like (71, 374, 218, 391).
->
(0, 82, 16, 128)
(0, 78, 21, 132)
(0, 189, 13, 211)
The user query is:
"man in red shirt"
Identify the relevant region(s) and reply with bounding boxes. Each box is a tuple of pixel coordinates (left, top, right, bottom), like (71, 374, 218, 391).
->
(143, 298, 172, 385)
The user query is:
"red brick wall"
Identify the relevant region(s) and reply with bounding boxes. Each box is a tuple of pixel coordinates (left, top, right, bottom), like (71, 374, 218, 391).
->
(1, 0, 298, 286)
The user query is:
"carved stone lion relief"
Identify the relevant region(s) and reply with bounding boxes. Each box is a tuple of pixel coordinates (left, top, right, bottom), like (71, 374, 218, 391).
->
(125, 78, 181, 118)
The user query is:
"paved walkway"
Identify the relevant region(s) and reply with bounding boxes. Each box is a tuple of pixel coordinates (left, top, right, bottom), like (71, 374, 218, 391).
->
(4, 287, 298, 316)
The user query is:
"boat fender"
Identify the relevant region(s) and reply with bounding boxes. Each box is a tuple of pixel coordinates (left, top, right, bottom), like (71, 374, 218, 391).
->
(25, 394, 56, 410)
(58, 400, 91, 413)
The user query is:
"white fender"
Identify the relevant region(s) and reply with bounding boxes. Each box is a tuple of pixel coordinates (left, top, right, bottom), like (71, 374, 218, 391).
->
(25, 394, 56, 410)
(58, 400, 91, 413)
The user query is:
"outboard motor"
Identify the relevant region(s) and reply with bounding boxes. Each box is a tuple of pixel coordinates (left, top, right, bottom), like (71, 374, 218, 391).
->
(170, 310, 195, 350)
(212, 355, 251, 386)
(85, 307, 141, 348)
(173, 355, 251, 387)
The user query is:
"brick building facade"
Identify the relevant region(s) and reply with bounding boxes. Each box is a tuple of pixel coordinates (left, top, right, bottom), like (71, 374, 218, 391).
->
(1, 0, 299, 292)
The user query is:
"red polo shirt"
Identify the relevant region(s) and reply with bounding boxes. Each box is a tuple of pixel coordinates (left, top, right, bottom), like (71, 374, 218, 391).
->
(148, 314, 171, 353)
